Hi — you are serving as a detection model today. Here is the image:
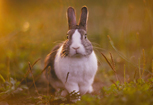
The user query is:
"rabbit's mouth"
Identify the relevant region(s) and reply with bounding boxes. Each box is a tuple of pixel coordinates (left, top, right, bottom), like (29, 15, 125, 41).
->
(73, 54, 82, 58)
(71, 51, 83, 57)
(76, 51, 79, 54)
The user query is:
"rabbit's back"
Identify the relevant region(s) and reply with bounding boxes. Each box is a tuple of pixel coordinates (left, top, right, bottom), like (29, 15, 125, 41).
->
(45, 43, 64, 90)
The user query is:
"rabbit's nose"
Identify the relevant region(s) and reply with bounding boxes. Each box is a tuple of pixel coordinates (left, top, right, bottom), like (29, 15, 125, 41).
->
(72, 47, 80, 50)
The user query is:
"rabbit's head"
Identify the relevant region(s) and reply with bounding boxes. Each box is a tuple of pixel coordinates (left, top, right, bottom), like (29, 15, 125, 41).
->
(61, 6, 93, 57)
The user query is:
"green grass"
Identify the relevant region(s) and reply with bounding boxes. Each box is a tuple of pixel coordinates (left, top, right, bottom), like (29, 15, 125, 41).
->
(77, 79, 153, 105)
(0, 0, 153, 104)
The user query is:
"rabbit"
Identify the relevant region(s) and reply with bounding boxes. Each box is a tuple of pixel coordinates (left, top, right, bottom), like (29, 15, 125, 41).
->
(44, 6, 98, 102)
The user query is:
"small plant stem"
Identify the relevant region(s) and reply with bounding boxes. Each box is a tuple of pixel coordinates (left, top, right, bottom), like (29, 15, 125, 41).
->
(46, 66, 51, 96)
(0, 74, 5, 83)
(101, 52, 119, 82)
(65, 72, 70, 83)
(28, 62, 40, 96)
(110, 53, 115, 69)
(124, 64, 126, 83)
(18, 58, 41, 87)
(138, 58, 141, 79)
(47, 78, 50, 96)
(101, 52, 114, 71)
(133, 68, 137, 81)
(31, 58, 41, 67)
(7, 57, 10, 81)
(29, 64, 48, 88)
(110, 80, 119, 90)
(110, 53, 119, 82)
(142, 49, 146, 77)
(20, 70, 30, 84)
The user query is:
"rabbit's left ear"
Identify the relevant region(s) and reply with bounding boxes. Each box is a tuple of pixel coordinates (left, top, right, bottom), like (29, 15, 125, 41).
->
(67, 7, 77, 29)
(79, 6, 88, 31)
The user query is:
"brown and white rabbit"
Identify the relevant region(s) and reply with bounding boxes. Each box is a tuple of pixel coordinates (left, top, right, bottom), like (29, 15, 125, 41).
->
(44, 6, 98, 102)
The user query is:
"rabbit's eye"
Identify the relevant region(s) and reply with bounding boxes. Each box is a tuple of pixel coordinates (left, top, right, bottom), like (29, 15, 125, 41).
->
(85, 34, 87, 39)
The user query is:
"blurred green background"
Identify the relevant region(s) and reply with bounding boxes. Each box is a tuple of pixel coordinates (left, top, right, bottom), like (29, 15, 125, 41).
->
(0, 0, 153, 85)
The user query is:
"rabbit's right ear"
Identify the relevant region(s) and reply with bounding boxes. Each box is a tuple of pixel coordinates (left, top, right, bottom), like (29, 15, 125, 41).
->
(79, 6, 88, 31)
(67, 7, 77, 29)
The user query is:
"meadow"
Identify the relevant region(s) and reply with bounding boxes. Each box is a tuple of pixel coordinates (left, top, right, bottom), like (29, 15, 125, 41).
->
(0, 0, 153, 104)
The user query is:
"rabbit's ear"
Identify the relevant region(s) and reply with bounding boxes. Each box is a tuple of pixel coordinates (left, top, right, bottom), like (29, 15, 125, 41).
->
(79, 6, 88, 31)
(67, 7, 77, 29)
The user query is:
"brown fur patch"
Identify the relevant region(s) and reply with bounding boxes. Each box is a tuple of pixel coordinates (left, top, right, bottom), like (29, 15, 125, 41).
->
(44, 44, 62, 84)
(78, 29, 93, 55)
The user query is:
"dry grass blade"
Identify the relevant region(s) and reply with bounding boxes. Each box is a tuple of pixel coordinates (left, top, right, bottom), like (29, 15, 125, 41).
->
(65, 72, 70, 83)
(124, 64, 126, 83)
(110, 53, 119, 81)
(0, 59, 41, 101)
(18, 69, 30, 86)
(6, 57, 10, 81)
(107, 35, 151, 74)
(142, 49, 146, 77)
(138, 58, 141, 79)
(133, 68, 137, 80)
(101, 52, 119, 81)
(28, 62, 40, 96)
(18, 58, 41, 87)
(32, 58, 41, 67)
(110, 79, 119, 90)
(29, 64, 49, 88)
(110, 53, 116, 72)
(32, 65, 48, 83)
(101, 52, 115, 72)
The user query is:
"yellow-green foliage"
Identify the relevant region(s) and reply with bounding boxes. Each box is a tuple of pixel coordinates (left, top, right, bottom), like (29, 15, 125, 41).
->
(77, 79, 153, 105)
(0, 0, 153, 104)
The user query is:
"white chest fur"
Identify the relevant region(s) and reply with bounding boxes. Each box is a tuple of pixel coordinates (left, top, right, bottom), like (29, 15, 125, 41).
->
(54, 45, 98, 90)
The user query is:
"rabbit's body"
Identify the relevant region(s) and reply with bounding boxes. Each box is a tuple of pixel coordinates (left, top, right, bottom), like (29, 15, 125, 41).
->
(54, 35, 97, 95)
(45, 6, 98, 101)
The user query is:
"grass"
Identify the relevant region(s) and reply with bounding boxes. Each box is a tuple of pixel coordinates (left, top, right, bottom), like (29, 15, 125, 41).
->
(0, 0, 153, 104)
(77, 79, 153, 105)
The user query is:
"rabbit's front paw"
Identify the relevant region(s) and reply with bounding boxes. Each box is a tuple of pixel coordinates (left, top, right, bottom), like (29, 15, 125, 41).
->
(69, 90, 81, 103)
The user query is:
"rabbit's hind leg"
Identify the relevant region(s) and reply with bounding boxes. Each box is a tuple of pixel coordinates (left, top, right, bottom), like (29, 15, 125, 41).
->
(87, 85, 93, 93)
(79, 84, 92, 95)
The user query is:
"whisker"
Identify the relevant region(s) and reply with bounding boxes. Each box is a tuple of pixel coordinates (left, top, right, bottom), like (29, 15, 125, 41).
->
(91, 41, 106, 52)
